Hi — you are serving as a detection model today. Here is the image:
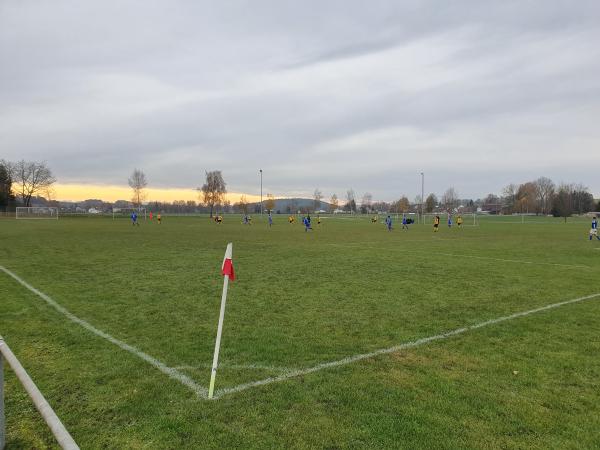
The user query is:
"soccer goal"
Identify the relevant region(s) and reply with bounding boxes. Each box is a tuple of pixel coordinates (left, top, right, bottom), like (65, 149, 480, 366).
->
(112, 207, 147, 220)
(15, 207, 59, 219)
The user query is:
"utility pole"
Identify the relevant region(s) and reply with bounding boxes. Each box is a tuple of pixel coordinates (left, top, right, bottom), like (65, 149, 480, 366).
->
(259, 169, 263, 215)
(420, 172, 424, 224)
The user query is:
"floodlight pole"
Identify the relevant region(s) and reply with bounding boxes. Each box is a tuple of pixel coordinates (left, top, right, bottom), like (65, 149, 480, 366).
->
(420, 172, 424, 224)
(260, 169, 263, 216)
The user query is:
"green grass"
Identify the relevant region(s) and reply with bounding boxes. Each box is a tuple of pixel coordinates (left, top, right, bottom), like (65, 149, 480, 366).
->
(1, 214, 599, 449)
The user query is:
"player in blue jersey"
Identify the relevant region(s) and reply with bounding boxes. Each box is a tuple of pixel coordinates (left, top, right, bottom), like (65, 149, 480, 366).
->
(447, 214, 452, 228)
(131, 212, 139, 226)
(385, 215, 392, 231)
(268, 212, 273, 227)
(401, 215, 409, 230)
(303, 215, 312, 232)
(590, 216, 599, 241)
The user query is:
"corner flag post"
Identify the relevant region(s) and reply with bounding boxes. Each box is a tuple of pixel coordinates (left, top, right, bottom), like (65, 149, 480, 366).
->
(208, 243, 235, 399)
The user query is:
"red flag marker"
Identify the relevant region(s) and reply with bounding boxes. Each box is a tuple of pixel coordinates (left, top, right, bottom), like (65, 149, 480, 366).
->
(210, 243, 234, 399)
(221, 246, 235, 281)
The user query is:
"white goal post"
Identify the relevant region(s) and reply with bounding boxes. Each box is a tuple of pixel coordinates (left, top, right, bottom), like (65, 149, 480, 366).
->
(15, 207, 59, 220)
(112, 207, 147, 220)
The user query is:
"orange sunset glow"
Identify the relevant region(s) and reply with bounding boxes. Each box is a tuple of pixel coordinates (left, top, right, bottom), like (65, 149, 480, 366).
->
(54, 183, 261, 204)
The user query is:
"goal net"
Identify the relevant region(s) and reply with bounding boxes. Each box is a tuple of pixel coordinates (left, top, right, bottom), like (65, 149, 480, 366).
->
(112, 207, 147, 220)
(16, 207, 59, 219)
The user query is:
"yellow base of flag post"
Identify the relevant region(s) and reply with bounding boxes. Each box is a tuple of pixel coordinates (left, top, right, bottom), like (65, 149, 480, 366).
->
(208, 243, 234, 399)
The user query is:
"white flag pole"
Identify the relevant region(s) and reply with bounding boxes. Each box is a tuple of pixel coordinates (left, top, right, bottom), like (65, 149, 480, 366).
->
(208, 243, 233, 399)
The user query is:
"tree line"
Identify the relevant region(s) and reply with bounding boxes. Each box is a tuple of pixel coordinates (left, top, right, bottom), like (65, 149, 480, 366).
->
(2, 162, 598, 218)
(303, 178, 598, 218)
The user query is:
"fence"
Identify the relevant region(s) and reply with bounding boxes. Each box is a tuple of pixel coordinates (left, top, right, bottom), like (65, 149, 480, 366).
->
(0, 336, 79, 449)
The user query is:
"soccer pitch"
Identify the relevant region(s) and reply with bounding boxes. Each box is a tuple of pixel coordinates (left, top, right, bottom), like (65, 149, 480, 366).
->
(2, 215, 600, 448)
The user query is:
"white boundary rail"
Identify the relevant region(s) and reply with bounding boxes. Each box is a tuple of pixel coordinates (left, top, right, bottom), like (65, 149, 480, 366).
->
(0, 337, 79, 449)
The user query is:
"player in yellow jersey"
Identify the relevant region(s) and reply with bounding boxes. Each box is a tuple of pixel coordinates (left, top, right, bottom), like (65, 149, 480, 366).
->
(433, 215, 440, 232)
(457, 215, 463, 228)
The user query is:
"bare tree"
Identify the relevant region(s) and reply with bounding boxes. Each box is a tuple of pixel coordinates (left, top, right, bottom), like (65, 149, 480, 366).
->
(235, 194, 249, 214)
(43, 185, 57, 205)
(425, 193, 437, 213)
(534, 177, 555, 215)
(128, 168, 148, 208)
(198, 170, 227, 217)
(502, 183, 518, 214)
(0, 161, 13, 210)
(571, 183, 594, 214)
(372, 201, 390, 213)
(313, 188, 323, 212)
(222, 199, 232, 213)
(441, 187, 459, 211)
(361, 192, 373, 214)
(551, 183, 574, 221)
(398, 196, 410, 213)
(391, 196, 410, 213)
(11, 160, 56, 207)
(517, 182, 536, 214)
(329, 194, 339, 213)
(345, 189, 356, 213)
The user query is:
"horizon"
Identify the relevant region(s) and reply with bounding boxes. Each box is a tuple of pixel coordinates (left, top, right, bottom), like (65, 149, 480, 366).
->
(38, 182, 600, 205)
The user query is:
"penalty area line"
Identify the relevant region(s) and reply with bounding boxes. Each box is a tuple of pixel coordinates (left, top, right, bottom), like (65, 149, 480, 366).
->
(214, 292, 600, 400)
(0, 265, 208, 399)
(175, 363, 297, 373)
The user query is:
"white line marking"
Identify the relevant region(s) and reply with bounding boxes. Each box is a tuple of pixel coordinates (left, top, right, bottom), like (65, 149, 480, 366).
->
(0, 265, 208, 398)
(175, 363, 296, 373)
(214, 292, 600, 399)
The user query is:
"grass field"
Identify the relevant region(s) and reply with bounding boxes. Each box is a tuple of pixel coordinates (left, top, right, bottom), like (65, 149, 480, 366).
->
(1, 214, 600, 449)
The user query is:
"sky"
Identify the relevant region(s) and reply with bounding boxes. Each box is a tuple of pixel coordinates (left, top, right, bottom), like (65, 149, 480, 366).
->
(1, 0, 599, 203)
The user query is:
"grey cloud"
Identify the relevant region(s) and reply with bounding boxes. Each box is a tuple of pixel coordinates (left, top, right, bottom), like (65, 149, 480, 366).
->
(1, 0, 600, 201)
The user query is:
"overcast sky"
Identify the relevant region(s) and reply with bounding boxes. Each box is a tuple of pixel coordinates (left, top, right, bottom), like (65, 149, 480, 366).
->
(1, 0, 599, 202)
